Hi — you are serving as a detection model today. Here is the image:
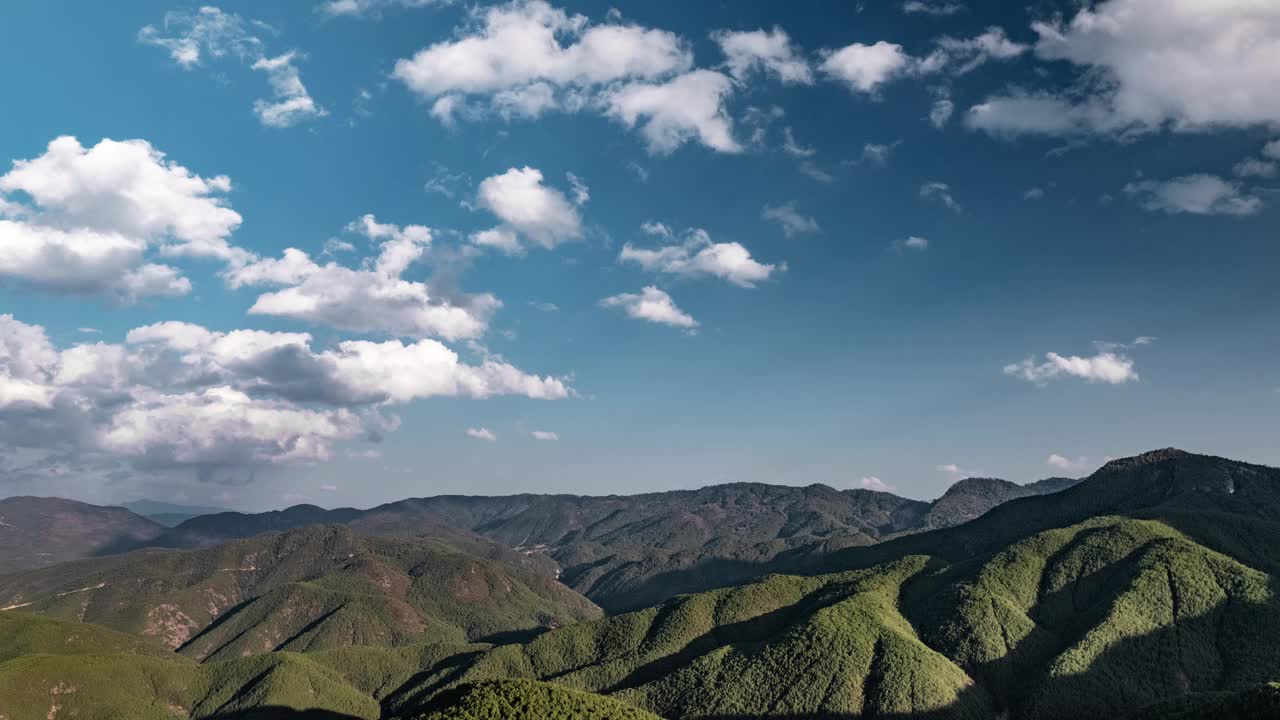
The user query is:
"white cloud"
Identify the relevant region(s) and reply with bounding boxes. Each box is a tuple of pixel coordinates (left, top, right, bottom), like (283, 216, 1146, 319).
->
(600, 286, 698, 330)
(1, 136, 242, 257)
(861, 141, 898, 167)
(1004, 351, 1139, 385)
(251, 52, 327, 128)
(920, 181, 962, 212)
(855, 475, 891, 491)
(139, 8, 325, 129)
(228, 214, 498, 341)
(393, 0, 693, 139)
(1047, 453, 1091, 472)
(466, 426, 496, 441)
(1124, 174, 1262, 217)
(893, 236, 929, 252)
(929, 93, 955, 128)
(0, 136, 243, 300)
(820, 41, 914, 94)
(469, 227, 523, 255)
(902, 1, 965, 16)
(566, 172, 590, 205)
(98, 386, 363, 469)
(473, 167, 584, 252)
(620, 227, 779, 288)
(782, 127, 816, 158)
(530, 430, 559, 441)
(762, 202, 819, 237)
(933, 28, 1027, 75)
(320, 0, 450, 18)
(0, 313, 569, 476)
(137, 6, 262, 68)
(969, 0, 1280, 136)
(1023, 187, 1046, 200)
(1265, 140, 1280, 161)
(604, 70, 741, 155)
(712, 27, 813, 85)
(1232, 158, 1277, 179)
(937, 463, 980, 477)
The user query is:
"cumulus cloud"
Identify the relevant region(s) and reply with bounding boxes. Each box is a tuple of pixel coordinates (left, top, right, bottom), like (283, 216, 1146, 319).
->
(0, 313, 568, 477)
(229, 214, 497, 341)
(762, 202, 819, 237)
(139, 6, 326, 129)
(392, 0, 749, 153)
(530, 430, 559, 441)
(472, 167, 584, 252)
(1123, 174, 1262, 217)
(937, 463, 980, 477)
(969, 0, 1280, 137)
(712, 27, 813, 85)
(1004, 348, 1140, 385)
(0, 136, 243, 301)
(620, 227, 779, 288)
(604, 70, 741, 155)
(466, 426, 496, 441)
(600, 286, 698, 330)
(251, 52, 327, 128)
(820, 41, 915, 94)
(98, 387, 363, 469)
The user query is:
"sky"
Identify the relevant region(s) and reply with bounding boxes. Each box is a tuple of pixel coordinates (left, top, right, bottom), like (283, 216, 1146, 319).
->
(0, 0, 1277, 511)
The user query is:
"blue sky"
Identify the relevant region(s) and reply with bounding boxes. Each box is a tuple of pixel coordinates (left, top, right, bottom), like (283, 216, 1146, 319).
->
(0, 0, 1277, 510)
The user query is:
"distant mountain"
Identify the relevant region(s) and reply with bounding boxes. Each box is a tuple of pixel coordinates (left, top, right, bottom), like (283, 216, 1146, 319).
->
(150, 477, 1079, 612)
(122, 499, 230, 527)
(920, 475, 1081, 529)
(0, 496, 164, 575)
(0, 524, 598, 659)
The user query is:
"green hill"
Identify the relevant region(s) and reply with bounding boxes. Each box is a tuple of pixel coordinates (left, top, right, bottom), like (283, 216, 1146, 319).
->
(411, 679, 662, 720)
(2, 450, 1276, 720)
(0, 525, 598, 659)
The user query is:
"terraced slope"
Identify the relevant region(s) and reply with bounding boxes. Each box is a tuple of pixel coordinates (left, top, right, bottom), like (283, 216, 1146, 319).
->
(0, 496, 164, 575)
(0, 525, 598, 659)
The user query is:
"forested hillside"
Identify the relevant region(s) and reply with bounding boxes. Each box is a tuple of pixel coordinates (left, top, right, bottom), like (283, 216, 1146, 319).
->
(1, 450, 1277, 720)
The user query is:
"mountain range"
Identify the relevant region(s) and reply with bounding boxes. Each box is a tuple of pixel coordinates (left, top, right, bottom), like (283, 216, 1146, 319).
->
(17, 473, 1074, 612)
(1, 449, 1278, 719)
